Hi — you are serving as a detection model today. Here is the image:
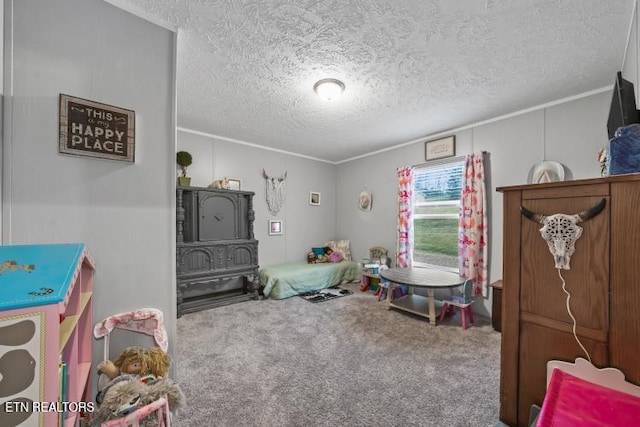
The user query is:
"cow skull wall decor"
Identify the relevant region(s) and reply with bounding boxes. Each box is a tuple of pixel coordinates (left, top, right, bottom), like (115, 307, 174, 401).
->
(520, 199, 606, 270)
(263, 169, 287, 216)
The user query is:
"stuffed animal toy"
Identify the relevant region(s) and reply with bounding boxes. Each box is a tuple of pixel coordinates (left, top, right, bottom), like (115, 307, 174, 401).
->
(90, 374, 185, 427)
(209, 177, 230, 189)
(97, 347, 171, 402)
(307, 251, 317, 264)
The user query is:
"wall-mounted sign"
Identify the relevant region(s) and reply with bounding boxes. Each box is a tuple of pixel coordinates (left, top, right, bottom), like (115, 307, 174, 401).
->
(59, 94, 135, 162)
(425, 135, 455, 161)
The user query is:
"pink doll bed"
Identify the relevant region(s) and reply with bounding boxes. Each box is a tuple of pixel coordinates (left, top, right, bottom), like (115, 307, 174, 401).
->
(92, 308, 172, 427)
(536, 358, 640, 426)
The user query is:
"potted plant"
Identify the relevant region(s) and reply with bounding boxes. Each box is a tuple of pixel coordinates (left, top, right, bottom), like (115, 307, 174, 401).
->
(176, 151, 193, 187)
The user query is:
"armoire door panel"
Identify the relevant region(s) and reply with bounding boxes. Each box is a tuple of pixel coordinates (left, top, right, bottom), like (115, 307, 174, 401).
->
(609, 181, 640, 386)
(521, 182, 609, 200)
(199, 193, 237, 241)
(177, 246, 214, 275)
(520, 312, 607, 343)
(517, 322, 608, 427)
(519, 196, 609, 331)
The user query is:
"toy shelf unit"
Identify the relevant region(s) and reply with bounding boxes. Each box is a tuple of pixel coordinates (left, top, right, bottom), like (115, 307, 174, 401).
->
(0, 243, 95, 427)
(360, 263, 383, 291)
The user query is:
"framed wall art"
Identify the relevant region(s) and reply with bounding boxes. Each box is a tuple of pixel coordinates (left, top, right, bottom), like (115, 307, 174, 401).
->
(358, 190, 372, 211)
(309, 191, 321, 206)
(269, 220, 283, 236)
(227, 179, 241, 191)
(59, 94, 135, 162)
(425, 135, 455, 161)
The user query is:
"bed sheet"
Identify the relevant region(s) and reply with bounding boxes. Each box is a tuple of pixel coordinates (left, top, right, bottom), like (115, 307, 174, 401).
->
(260, 261, 360, 299)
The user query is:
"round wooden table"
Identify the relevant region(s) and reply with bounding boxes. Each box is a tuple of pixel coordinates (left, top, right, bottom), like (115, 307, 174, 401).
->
(380, 267, 464, 325)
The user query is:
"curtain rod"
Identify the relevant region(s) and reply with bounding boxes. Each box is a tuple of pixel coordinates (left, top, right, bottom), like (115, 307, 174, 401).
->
(412, 151, 488, 169)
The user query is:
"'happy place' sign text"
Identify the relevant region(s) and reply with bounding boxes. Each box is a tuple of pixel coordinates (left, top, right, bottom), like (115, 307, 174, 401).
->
(59, 94, 135, 162)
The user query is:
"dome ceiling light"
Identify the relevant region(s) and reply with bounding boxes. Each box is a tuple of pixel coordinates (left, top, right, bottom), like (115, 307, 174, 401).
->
(313, 78, 345, 101)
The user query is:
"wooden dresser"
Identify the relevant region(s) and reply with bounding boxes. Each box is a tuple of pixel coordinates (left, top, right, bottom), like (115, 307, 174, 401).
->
(176, 187, 259, 316)
(497, 174, 640, 427)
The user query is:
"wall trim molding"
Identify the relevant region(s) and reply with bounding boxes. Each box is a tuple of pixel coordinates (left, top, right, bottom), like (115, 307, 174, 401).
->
(2, 0, 15, 243)
(179, 86, 612, 165)
(103, 0, 178, 32)
(621, 0, 638, 73)
(177, 127, 335, 164)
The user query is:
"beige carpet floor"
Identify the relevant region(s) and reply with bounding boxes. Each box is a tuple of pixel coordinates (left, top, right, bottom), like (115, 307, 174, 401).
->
(175, 282, 501, 426)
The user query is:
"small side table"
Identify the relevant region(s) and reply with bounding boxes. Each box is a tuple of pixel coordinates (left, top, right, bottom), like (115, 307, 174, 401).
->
(490, 280, 503, 332)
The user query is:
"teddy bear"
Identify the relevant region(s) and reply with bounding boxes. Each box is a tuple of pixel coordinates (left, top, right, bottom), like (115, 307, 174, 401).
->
(96, 346, 171, 403)
(90, 374, 185, 427)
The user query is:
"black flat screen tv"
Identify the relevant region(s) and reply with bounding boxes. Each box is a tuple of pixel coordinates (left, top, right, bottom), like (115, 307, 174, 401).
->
(607, 71, 640, 139)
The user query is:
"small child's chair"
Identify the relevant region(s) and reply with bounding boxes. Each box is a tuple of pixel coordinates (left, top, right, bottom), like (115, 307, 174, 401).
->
(373, 277, 407, 301)
(368, 246, 390, 267)
(439, 279, 474, 329)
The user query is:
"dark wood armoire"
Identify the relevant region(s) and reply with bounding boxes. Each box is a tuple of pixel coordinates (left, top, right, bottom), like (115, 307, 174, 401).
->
(176, 186, 259, 317)
(497, 174, 640, 426)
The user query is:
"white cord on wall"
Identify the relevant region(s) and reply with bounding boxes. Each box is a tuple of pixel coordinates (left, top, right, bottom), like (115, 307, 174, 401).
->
(557, 268, 592, 363)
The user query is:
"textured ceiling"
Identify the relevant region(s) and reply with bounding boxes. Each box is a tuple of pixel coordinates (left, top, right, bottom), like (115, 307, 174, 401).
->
(108, 0, 634, 163)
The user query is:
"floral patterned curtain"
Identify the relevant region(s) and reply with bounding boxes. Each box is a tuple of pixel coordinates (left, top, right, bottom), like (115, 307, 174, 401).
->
(458, 153, 488, 296)
(397, 166, 414, 268)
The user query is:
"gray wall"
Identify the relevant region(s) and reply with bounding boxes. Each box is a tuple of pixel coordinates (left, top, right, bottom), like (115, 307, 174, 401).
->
(624, 1, 639, 92)
(2, 0, 177, 368)
(179, 89, 611, 318)
(2, 0, 624, 358)
(1, 3, 3, 243)
(178, 130, 338, 267)
(336, 91, 611, 316)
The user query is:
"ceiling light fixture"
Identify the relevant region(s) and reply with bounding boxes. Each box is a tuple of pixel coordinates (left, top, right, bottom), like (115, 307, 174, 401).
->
(313, 78, 345, 101)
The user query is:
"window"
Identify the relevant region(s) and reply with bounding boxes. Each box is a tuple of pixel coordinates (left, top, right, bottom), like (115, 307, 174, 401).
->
(413, 160, 464, 270)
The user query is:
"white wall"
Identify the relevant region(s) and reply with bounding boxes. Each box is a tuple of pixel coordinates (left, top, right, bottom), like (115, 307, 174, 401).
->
(178, 130, 338, 267)
(2, 0, 177, 368)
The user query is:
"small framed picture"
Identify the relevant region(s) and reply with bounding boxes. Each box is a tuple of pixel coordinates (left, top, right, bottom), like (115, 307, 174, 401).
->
(425, 135, 455, 161)
(269, 219, 283, 236)
(309, 191, 321, 206)
(228, 179, 241, 191)
(358, 190, 372, 211)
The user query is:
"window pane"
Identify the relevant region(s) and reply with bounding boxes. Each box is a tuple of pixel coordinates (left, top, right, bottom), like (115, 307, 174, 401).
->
(414, 162, 464, 204)
(413, 160, 463, 269)
(414, 218, 459, 255)
(414, 218, 459, 268)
